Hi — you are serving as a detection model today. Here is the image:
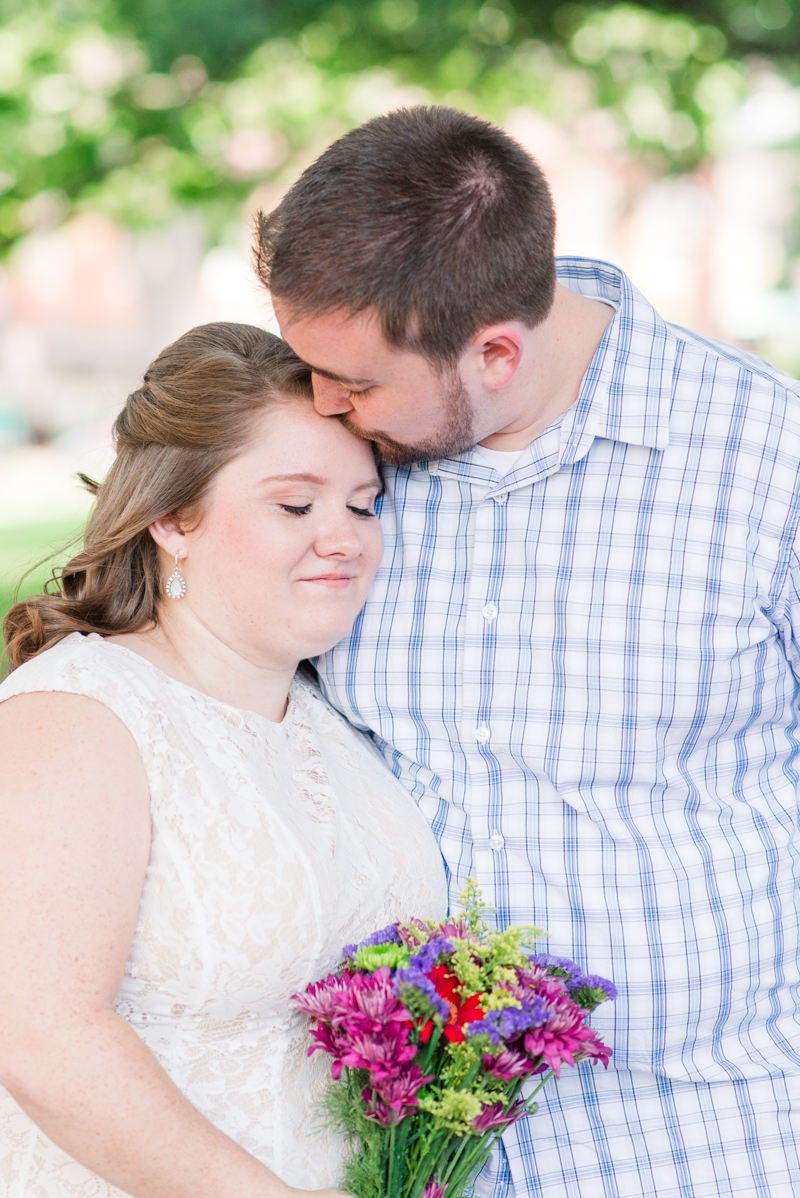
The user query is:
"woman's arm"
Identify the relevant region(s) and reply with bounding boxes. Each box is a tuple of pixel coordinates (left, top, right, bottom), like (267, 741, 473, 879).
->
(0, 691, 341, 1198)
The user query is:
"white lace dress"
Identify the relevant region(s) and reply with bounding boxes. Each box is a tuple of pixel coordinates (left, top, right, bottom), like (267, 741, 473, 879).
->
(0, 633, 447, 1197)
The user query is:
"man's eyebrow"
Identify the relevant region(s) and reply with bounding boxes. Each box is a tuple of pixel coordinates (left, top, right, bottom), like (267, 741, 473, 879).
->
(306, 365, 376, 387)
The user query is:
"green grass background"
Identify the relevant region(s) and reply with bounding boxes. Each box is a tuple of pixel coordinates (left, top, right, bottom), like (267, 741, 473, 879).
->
(0, 519, 84, 678)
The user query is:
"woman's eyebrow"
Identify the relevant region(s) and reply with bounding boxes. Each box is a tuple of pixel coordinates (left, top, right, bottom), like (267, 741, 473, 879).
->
(260, 473, 382, 488)
(260, 472, 326, 484)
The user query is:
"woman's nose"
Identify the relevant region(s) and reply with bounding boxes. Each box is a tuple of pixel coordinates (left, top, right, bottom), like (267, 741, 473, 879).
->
(312, 375, 355, 416)
(315, 510, 363, 558)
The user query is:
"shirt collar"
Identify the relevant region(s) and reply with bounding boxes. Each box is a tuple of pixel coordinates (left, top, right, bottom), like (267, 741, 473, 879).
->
(417, 257, 674, 490)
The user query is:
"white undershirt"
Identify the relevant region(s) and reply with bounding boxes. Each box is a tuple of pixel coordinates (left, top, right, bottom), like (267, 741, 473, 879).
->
(473, 444, 530, 476)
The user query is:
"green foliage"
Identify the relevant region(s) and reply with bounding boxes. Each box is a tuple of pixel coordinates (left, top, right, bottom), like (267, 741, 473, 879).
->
(0, 518, 83, 676)
(0, 0, 793, 255)
(439, 1039, 481, 1089)
(355, 942, 412, 971)
(323, 1067, 388, 1198)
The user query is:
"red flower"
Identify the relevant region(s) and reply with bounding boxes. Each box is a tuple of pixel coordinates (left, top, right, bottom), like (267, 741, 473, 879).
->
(420, 965, 485, 1043)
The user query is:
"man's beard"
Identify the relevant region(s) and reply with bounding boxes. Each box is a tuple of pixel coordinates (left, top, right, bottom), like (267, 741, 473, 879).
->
(339, 377, 475, 467)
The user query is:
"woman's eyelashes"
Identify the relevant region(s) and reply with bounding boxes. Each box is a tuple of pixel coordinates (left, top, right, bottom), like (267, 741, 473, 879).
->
(278, 501, 377, 518)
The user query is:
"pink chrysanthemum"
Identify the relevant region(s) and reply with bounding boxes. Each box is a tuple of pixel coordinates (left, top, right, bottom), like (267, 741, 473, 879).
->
(420, 1180, 448, 1198)
(291, 973, 351, 1022)
(482, 1046, 537, 1080)
(522, 986, 612, 1078)
(328, 966, 411, 1029)
(339, 1020, 418, 1080)
(362, 1064, 432, 1125)
(471, 1100, 529, 1132)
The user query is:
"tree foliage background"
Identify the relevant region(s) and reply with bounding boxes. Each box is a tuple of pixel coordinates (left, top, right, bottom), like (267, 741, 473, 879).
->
(1, 0, 797, 254)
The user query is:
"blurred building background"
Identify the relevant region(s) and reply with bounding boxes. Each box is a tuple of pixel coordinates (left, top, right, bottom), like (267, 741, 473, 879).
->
(2, 0, 800, 644)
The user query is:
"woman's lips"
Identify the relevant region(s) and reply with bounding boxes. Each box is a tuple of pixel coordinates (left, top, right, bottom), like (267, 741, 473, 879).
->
(301, 574, 355, 589)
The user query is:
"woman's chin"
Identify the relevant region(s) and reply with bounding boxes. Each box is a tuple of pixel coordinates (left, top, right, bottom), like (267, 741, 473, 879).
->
(293, 618, 365, 661)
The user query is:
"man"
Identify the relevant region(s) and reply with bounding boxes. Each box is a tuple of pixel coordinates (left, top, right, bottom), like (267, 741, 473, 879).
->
(256, 106, 800, 1197)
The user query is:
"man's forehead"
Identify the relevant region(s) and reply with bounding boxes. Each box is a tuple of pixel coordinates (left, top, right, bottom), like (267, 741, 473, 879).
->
(274, 301, 380, 339)
(275, 303, 413, 378)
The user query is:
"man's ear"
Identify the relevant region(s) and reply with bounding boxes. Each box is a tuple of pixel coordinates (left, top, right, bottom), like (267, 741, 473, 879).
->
(473, 324, 525, 390)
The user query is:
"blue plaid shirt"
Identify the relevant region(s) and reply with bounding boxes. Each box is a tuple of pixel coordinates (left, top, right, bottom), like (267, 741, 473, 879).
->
(316, 258, 800, 1196)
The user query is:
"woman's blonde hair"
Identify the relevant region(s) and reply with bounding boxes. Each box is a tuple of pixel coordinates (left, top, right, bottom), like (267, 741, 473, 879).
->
(3, 321, 312, 671)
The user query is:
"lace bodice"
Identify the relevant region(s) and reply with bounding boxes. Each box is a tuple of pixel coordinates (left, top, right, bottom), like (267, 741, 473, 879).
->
(0, 633, 447, 1196)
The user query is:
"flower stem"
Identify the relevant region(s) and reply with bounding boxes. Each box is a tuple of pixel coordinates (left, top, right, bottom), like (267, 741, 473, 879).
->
(387, 1114, 397, 1198)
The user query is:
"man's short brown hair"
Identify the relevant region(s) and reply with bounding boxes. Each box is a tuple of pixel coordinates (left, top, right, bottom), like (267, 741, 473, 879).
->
(255, 105, 557, 366)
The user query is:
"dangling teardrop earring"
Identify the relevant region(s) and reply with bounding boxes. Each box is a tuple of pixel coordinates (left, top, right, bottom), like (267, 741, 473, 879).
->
(165, 553, 187, 600)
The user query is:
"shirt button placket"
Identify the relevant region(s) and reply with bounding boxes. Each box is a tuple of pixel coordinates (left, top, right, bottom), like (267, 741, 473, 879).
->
(468, 486, 509, 864)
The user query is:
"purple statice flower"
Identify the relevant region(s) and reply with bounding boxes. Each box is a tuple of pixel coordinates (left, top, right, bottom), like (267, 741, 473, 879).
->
(362, 1064, 432, 1125)
(528, 957, 617, 1005)
(328, 966, 411, 1029)
(420, 1180, 448, 1198)
(343, 924, 402, 959)
(338, 1020, 418, 1081)
(394, 966, 451, 1022)
(465, 1017, 502, 1046)
(466, 997, 548, 1045)
(407, 935, 455, 973)
(496, 1000, 546, 1038)
(471, 1100, 528, 1132)
(481, 1046, 538, 1080)
(291, 973, 351, 1022)
(527, 953, 586, 985)
(569, 973, 618, 1000)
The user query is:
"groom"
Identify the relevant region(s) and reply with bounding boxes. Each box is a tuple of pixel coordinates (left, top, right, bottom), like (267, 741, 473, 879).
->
(257, 107, 800, 1196)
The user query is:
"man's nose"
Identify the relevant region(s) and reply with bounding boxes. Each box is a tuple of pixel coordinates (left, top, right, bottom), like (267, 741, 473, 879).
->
(312, 374, 355, 416)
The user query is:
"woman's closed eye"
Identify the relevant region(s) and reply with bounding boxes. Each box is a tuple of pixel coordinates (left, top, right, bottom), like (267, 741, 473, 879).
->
(279, 501, 376, 517)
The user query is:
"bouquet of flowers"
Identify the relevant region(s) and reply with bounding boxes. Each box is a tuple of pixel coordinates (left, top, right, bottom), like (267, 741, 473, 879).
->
(292, 881, 615, 1198)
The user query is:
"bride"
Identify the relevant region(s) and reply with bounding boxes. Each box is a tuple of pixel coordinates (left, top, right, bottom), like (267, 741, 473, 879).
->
(0, 322, 446, 1198)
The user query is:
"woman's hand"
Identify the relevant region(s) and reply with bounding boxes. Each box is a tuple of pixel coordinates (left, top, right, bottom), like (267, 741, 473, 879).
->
(295, 1191, 351, 1198)
(0, 691, 297, 1198)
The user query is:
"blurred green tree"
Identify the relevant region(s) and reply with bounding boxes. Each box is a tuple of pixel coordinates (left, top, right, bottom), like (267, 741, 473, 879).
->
(0, 0, 795, 252)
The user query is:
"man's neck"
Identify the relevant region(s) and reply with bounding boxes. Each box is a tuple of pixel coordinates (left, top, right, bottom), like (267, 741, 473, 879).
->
(478, 284, 615, 452)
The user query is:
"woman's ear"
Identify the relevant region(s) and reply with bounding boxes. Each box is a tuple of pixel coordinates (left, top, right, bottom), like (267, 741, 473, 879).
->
(148, 515, 187, 560)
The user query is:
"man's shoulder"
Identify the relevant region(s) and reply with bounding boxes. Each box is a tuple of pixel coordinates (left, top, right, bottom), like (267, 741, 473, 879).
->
(669, 321, 800, 400)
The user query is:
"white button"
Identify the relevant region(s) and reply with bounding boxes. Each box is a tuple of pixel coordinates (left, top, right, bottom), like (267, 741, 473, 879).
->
(482, 602, 498, 621)
(475, 724, 490, 743)
(492, 491, 508, 504)
(489, 832, 505, 851)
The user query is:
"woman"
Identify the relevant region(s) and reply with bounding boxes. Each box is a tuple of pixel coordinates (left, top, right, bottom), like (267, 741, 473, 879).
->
(0, 322, 447, 1198)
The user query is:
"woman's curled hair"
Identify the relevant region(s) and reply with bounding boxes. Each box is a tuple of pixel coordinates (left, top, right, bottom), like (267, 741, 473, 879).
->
(3, 322, 312, 671)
